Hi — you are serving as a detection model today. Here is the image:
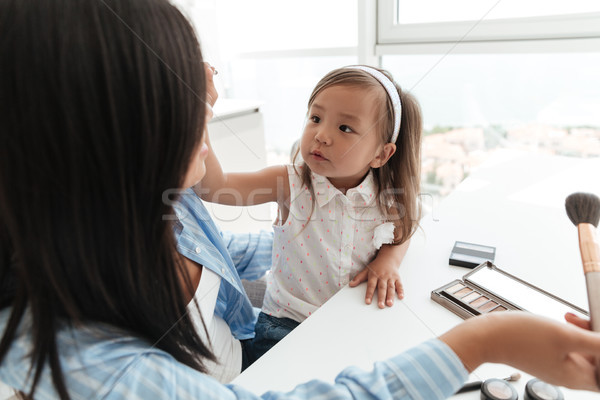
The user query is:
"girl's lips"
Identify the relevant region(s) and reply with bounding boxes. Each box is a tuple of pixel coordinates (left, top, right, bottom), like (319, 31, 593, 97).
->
(311, 151, 327, 161)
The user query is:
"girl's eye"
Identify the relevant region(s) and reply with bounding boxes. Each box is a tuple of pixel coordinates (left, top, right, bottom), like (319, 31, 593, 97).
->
(311, 116, 320, 123)
(339, 125, 353, 133)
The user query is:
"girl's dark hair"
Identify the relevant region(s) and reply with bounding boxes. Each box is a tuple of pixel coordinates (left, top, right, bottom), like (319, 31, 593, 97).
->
(292, 66, 423, 243)
(0, 0, 212, 398)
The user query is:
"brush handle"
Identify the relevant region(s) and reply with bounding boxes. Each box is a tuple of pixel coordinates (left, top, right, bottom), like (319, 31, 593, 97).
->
(586, 273, 600, 387)
(578, 224, 600, 274)
(578, 224, 600, 385)
(578, 224, 600, 328)
(586, 273, 600, 332)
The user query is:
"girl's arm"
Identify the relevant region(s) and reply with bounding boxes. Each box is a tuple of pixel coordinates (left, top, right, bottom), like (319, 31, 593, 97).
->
(194, 127, 288, 206)
(349, 239, 409, 308)
(196, 63, 289, 207)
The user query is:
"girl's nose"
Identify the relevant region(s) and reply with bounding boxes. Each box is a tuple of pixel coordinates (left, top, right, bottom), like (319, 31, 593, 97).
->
(314, 129, 332, 145)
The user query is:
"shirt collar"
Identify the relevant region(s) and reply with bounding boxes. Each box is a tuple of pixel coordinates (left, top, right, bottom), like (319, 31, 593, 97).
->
(312, 170, 377, 208)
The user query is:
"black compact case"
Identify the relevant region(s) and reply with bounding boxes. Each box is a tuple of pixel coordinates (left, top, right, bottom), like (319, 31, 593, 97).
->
(449, 241, 495, 269)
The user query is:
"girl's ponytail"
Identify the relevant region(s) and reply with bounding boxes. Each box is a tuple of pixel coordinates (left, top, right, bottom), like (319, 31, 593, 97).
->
(374, 87, 423, 244)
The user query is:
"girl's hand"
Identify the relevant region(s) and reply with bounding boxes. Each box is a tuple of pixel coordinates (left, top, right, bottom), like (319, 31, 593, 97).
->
(349, 257, 404, 309)
(203, 62, 218, 108)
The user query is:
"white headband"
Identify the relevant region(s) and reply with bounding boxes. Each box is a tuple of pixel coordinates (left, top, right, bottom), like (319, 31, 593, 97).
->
(348, 66, 402, 143)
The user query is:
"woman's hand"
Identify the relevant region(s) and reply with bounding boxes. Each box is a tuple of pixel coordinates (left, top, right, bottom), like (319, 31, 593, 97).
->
(440, 312, 600, 392)
(565, 312, 592, 330)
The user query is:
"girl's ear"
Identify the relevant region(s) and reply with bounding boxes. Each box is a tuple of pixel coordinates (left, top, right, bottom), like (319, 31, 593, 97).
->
(370, 143, 396, 168)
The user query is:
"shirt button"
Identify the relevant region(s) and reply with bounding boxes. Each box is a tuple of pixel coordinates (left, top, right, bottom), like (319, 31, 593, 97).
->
(195, 246, 202, 254)
(221, 268, 226, 274)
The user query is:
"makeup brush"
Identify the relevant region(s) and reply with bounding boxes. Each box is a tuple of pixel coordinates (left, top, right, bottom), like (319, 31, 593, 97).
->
(455, 372, 521, 394)
(565, 192, 600, 384)
(565, 192, 600, 329)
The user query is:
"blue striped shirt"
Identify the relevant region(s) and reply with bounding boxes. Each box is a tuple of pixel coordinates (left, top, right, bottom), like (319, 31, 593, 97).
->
(0, 191, 468, 397)
(172, 189, 273, 340)
(0, 310, 467, 399)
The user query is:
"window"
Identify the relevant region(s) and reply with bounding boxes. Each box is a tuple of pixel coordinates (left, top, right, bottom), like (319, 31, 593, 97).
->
(173, 1, 599, 206)
(383, 52, 600, 196)
(378, 0, 600, 45)
(173, 0, 358, 158)
(214, 0, 357, 53)
(378, 0, 600, 200)
(396, 0, 600, 24)
(226, 56, 357, 153)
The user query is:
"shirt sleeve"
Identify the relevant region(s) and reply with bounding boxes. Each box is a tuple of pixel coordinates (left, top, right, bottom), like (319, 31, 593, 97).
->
(221, 230, 273, 281)
(110, 339, 467, 400)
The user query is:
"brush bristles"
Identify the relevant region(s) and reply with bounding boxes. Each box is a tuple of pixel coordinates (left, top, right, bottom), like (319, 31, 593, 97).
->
(506, 372, 521, 382)
(565, 192, 600, 227)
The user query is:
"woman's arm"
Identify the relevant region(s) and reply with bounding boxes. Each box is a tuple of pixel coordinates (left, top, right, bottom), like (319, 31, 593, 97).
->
(440, 312, 600, 392)
(122, 312, 600, 398)
(117, 336, 467, 399)
(222, 230, 274, 280)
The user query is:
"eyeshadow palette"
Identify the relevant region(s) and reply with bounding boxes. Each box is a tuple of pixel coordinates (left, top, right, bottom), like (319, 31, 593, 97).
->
(431, 261, 588, 321)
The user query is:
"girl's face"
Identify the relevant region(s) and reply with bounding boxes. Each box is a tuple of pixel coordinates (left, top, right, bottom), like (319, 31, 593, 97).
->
(301, 84, 392, 191)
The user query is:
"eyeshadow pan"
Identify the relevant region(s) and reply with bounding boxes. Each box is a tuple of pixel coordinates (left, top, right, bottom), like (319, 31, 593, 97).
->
(447, 283, 465, 294)
(490, 306, 507, 312)
(461, 292, 481, 303)
(470, 296, 489, 307)
(479, 301, 498, 312)
(454, 288, 473, 297)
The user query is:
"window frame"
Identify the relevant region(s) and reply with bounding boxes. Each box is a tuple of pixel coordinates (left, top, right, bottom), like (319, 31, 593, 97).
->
(377, 0, 600, 54)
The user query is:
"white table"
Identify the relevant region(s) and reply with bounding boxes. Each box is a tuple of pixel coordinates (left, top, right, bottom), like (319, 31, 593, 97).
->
(233, 151, 600, 399)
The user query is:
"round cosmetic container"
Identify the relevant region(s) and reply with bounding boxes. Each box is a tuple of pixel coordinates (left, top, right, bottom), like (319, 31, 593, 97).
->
(524, 378, 564, 400)
(480, 378, 518, 400)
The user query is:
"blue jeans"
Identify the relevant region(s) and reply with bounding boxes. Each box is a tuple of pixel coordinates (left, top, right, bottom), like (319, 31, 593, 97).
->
(244, 312, 300, 366)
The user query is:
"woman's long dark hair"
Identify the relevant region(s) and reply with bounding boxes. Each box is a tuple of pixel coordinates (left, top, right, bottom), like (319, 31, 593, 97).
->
(0, 0, 213, 398)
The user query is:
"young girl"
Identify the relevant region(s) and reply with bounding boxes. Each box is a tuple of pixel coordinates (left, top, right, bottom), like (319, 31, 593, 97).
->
(199, 65, 422, 359)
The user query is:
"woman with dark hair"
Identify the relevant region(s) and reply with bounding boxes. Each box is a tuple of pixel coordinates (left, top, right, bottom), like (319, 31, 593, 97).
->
(1, 1, 600, 399)
(0, 0, 273, 392)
